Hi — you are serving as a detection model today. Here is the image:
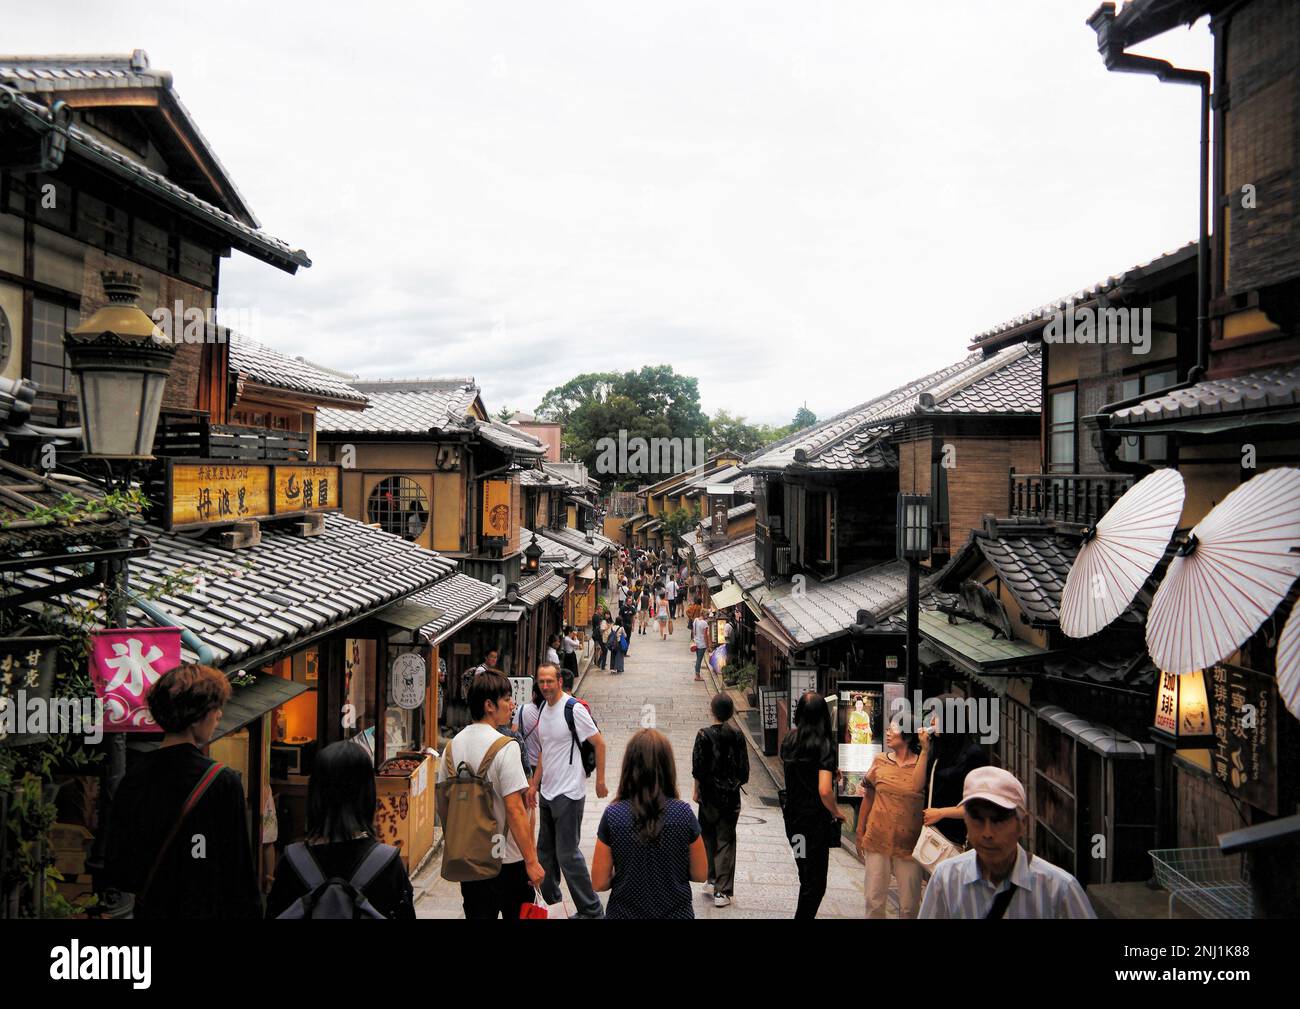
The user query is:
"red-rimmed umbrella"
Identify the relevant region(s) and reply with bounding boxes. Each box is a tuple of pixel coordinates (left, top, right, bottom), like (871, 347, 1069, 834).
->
(1060, 468, 1185, 638)
(1147, 467, 1300, 675)
(1277, 601, 1300, 720)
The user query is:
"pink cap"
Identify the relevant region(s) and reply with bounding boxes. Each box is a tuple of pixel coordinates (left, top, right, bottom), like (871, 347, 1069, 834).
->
(960, 766, 1027, 810)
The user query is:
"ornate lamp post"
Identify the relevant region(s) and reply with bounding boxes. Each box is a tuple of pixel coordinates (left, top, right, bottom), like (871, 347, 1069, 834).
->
(896, 493, 931, 706)
(64, 271, 175, 915)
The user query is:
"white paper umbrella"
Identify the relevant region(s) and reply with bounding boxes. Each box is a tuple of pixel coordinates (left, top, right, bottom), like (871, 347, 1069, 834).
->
(1060, 468, 1185, 638)
(1277, 602, 1300, 720)
(1147, 467, 1300, 675)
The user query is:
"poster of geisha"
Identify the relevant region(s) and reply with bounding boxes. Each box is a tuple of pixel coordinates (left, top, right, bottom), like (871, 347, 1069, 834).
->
(836, 681, 906, 798)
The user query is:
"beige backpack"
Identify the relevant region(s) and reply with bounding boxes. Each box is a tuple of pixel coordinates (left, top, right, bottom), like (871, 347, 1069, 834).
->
(436, 734, 516, 882)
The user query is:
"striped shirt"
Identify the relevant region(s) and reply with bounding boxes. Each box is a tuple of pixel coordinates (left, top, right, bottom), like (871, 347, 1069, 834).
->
(918, 846, 1096, 919)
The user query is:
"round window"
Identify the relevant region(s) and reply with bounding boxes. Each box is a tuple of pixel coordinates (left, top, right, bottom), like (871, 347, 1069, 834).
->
(367, 476, 429, 541)
(0, 306, 11, 374)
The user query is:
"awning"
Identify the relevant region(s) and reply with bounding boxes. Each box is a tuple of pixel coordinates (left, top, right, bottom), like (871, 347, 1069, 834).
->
(918, 610, 1045, 671)
(129, 674, 308, 753)
(755, 613, 798, 654)
(373, 600, 446, 631)
(1035, 704, 1152, 759)
(711, 582, 744, 608)
(410, 574, 501, 646)
(707, 575, 723, 592)
(576, 564, 596, 580)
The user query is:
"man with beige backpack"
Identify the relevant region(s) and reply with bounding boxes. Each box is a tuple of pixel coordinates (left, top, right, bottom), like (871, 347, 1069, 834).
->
(436, 670, 546, 919)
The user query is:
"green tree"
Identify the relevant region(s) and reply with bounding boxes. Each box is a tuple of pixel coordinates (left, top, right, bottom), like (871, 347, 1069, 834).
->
(536, 366, 709, 489)
(790, 404, 817, 432)
(707, 408, 772, 457)
(495, 406, 516, 423)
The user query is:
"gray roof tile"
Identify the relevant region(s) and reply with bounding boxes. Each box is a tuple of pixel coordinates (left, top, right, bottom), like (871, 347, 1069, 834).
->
(316, 381, 480, 435)
(229, 335, 366, 405)
(1110, 365, 1300, 428)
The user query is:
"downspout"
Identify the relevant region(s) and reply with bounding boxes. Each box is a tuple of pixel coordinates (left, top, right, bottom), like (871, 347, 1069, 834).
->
(127, 592, 216, 665)
(1087, 3, 1211, 381)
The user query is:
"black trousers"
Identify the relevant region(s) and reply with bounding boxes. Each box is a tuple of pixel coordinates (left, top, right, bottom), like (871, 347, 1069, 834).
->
(787, 832, 830, 920)
(460, 860, 534, 920)
(698, 798, 740, 896)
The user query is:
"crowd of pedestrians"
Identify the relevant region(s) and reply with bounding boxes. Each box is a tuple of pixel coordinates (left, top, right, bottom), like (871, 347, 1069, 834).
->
(102, 544, 1094, 921)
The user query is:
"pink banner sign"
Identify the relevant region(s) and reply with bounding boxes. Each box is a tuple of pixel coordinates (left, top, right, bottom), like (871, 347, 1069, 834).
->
(89, 627, 184, 732)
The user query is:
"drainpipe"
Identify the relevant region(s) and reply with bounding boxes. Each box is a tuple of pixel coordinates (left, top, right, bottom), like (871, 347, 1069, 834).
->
(127, 592, 216, 664)
(1087, 3, 1211, 382)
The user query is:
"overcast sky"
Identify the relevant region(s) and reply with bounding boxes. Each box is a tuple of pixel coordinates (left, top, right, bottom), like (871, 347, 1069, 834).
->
(18, 1, 1212, 425)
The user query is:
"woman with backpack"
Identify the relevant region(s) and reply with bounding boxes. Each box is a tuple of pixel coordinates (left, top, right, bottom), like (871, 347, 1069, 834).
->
(607, 620, 628, 674)
(591, 728, 708, 918)
(691, 693, 750, 909)
(103, 663, 260, 919)
(780, 691, 845, 920)
(266, 741, 416, 919)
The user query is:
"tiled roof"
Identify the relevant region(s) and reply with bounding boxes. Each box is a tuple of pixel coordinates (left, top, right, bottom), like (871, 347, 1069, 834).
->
(1110, 366, 1300, 429)
(316, 381, 480, 435)
(0, 51, 259, 226)
(539, 524, 615, 558)
(11, 513, 455, 668)
(744, 343, 1038, 473)
(529, 528, 584, 568)
(765, 561, 936, 647)
(517, 567, 567, 608)
(970, 243, 1197, 349)
(697, 535, 763, 590)
(0, 84, 307, 270)
(411, 574, 501, 645)
(726, 501, 756, 522)
(976, 535, 1077, 627)
(229, 335, 366, 405)
(477, 420, 545, 456)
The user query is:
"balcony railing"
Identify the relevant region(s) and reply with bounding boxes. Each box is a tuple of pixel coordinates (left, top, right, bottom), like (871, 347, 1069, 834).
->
(1009, 472, 1134, 528)
(154, 418, 309, 462)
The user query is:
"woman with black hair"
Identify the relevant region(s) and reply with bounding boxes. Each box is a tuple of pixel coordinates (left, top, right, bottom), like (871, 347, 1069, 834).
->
(780, 691, 845, 919)
(692, 693, 750, 908)
(591, 728, 708, 918)
(855, 722, 930, 918)
(923, 707, 990, 847)
(266, 741, 415, 919)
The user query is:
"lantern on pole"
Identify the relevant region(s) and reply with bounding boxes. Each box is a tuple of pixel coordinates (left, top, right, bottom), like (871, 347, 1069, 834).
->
(63, 271, 176, 462)
(523, 532, 543, 575)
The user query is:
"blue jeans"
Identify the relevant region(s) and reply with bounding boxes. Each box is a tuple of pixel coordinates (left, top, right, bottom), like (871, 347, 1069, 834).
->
(537, 793, 603, 917)
(694, 647, 706, 675)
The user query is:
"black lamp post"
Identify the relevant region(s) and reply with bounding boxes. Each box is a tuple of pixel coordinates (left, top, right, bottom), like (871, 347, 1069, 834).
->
(64, 270, 175, 916)
(896, 493, 931, 705)
(523, 532, 543, 575)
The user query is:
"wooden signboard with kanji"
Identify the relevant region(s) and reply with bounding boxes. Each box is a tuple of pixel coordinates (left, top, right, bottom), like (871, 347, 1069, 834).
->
(162, 459, 342, 531)
(1208, 663, 1278, 815)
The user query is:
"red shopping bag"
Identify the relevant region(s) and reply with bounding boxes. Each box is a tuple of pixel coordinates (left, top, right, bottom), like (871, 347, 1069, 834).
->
(520, 890, 569, 919)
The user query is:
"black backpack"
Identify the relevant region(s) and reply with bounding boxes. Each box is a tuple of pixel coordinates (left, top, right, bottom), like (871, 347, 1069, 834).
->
(564, 697, 599, 776)
(277, 842, 400, 919)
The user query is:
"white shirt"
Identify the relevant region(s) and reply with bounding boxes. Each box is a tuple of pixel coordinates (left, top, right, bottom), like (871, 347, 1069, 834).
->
(436, 722, 529, 864)
(918, 845, 1097, 919)
(513, 702, 543, 772)
(666, 579, 678, 600)
(538, 692, 599, 801)
(692, 617, 710, 648)
(545, 646, 561, 665)
(562, 634, 579, 655)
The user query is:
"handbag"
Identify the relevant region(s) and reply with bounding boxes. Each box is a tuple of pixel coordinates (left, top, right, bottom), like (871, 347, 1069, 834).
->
(911, 758, 964, 874)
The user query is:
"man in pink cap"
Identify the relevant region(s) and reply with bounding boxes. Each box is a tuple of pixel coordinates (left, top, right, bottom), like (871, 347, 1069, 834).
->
(918, 766, 1095, 918)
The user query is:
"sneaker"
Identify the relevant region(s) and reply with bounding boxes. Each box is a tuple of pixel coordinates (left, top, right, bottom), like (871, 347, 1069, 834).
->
(702, 881, 714, 895)
(713, 894, 731, 908)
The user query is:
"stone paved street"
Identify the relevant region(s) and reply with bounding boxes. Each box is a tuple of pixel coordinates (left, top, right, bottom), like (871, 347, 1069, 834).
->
(415, 623, 895, 918)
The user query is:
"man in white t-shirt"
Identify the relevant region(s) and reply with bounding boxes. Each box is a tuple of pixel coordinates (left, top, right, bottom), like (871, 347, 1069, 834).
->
(437, 670, 545, 919)
(526, 662, 607, 917)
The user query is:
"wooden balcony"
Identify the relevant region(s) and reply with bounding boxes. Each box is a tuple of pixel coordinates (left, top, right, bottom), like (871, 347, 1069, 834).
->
(1008, 471, 1134, 528)
(154, 416, 309, 462)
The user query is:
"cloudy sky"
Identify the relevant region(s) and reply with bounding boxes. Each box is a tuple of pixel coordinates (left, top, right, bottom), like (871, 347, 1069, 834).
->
(18, 1, 1211, 425)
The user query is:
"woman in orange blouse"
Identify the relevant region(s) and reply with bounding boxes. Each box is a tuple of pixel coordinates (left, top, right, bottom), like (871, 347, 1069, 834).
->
(854, 724, 930, 918)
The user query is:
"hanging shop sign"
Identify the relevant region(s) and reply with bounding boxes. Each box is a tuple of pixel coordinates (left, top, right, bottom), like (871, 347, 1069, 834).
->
(758, 685, 780, 755)
(390, 653, 427, 710)
(161, 459, 342, 531)
(88, 627, 183, 732)
(482, 479, 513, 537)
(509, 676, 533, 710)
(0, 636, 60, 748)
(1208, 663, 1277, 815)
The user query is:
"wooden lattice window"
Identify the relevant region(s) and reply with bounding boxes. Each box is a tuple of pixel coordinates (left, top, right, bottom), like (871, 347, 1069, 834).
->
(367, 476, 428, 541)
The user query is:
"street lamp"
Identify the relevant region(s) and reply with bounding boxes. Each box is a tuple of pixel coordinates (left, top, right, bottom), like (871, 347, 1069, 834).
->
(64, 271, 176, 463)
(896, 493, 931, 704)
(523, 532, 543, 575)
(63, 270, 175, 917)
